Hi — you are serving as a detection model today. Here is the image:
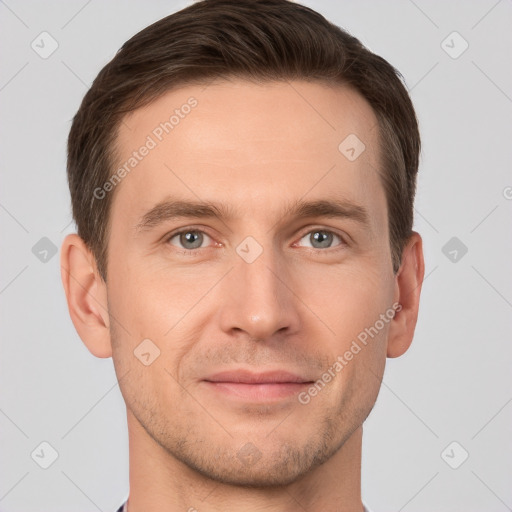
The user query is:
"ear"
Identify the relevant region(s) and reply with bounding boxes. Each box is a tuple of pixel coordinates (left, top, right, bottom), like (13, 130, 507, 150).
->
(387, 231, 425, 358)
(60, 233, 112, 358)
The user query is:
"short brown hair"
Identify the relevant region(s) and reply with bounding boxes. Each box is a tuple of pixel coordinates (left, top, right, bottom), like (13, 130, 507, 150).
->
(67, 0, 420, 281)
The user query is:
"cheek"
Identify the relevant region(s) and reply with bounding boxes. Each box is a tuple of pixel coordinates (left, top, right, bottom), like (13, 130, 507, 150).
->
(298, 261, 393, 345)
(107, 256, 188, 336)
(107, 260, 219, 374)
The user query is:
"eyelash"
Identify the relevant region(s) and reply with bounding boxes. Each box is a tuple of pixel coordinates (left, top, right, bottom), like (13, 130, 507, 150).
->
(164, 226, 348, 255)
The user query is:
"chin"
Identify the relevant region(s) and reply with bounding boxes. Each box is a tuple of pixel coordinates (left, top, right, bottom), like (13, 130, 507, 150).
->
(172, 437, 336, 489)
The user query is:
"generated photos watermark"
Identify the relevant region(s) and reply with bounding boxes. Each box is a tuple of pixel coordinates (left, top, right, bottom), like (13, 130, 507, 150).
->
(93, 96, 198, 200)
(298, 301, 402, 405)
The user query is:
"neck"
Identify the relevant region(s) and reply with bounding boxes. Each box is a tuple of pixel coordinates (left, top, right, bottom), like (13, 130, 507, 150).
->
(125, 408, 364, 512)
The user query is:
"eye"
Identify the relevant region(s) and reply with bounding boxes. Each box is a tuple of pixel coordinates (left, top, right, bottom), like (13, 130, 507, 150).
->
(165, 227, 345, 253)
(167, 229, 213, 251)
(296, 229, 345, 250)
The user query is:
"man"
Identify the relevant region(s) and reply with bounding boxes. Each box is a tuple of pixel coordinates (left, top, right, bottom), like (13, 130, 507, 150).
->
(60, 0, 424, 510)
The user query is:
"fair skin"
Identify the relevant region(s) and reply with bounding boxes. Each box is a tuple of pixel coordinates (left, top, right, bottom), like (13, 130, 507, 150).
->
(61, 80, 424, 512)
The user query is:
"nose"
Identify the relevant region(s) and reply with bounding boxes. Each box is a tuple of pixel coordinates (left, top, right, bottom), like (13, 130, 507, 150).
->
(217, 242, 302, 342)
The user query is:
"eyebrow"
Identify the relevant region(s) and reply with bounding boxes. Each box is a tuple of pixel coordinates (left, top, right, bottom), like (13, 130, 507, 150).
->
(134, 196, 371, 233)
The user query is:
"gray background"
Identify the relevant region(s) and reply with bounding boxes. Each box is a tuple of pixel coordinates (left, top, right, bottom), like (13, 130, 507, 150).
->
(1, 1, 511, 511)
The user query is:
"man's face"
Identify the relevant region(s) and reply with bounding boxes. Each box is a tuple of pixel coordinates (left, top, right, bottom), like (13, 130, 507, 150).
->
(107, 80, 396, 486)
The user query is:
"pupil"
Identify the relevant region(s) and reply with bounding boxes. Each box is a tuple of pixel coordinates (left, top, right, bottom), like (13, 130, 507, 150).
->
(313, 231, 331, 248)
(182, 231, 201, 249)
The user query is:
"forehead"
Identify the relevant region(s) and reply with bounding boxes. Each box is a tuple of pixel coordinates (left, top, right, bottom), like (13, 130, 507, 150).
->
(111, 79, 385, 232)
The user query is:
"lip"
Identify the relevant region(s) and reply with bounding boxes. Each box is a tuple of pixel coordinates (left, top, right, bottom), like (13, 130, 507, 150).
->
(204, 369, 313, 384)
(202, 370, 314, 402)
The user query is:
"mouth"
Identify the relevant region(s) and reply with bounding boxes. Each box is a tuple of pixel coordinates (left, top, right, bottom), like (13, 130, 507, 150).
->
(202, 369, 315, 401)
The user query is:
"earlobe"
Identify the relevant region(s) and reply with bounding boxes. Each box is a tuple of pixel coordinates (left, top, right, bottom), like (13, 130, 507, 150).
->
(60, 234, 112, 358)
(386, 231, 425, 358)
